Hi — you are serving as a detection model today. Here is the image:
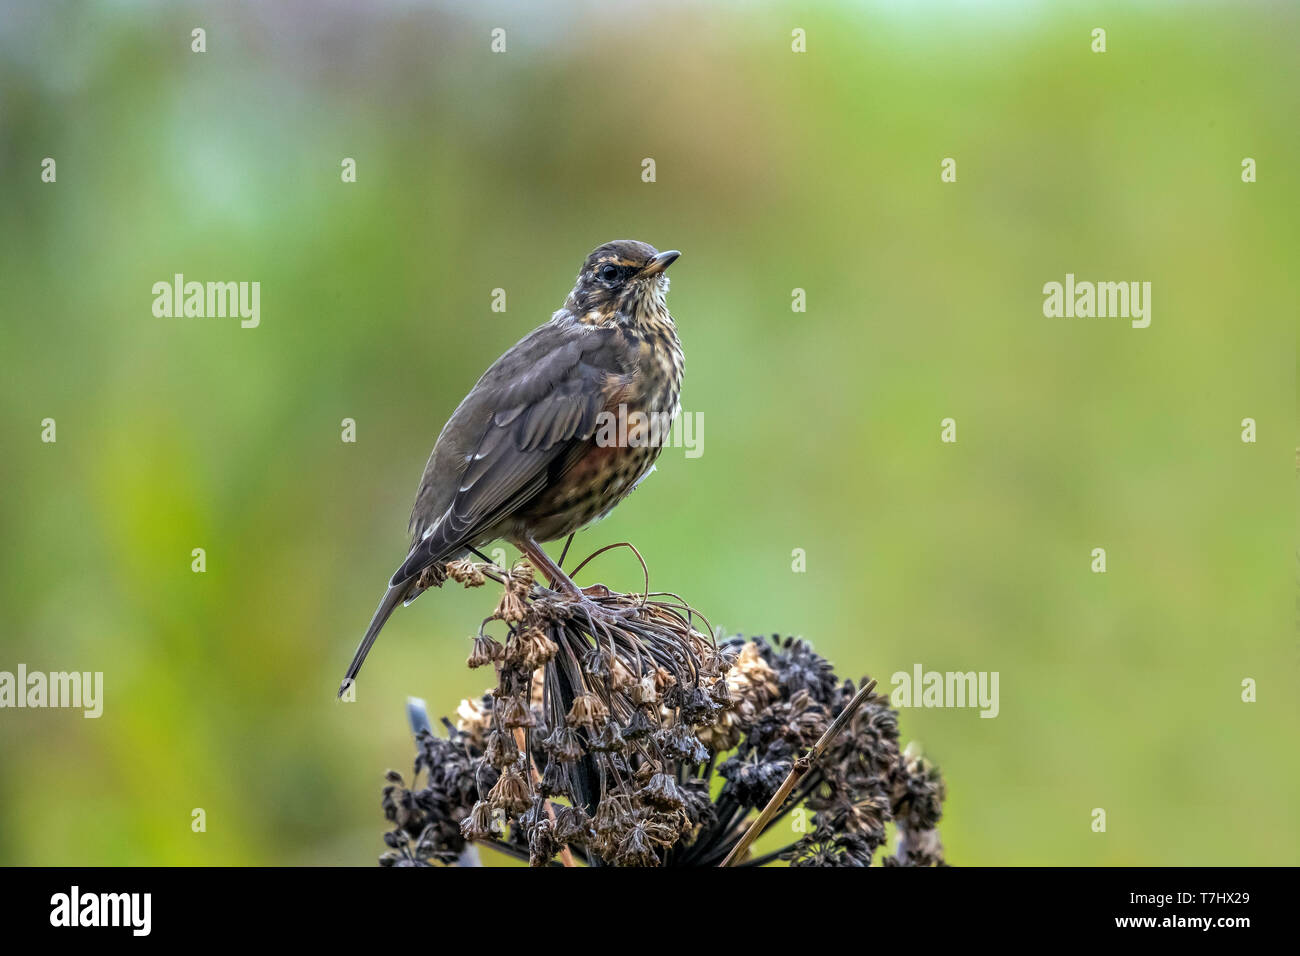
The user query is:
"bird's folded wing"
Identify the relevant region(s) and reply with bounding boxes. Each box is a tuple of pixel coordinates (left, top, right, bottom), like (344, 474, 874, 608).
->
(391, 327, 626, 585)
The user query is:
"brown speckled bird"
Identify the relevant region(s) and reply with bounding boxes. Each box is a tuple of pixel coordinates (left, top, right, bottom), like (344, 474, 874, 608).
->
(340, 240, 683, 694)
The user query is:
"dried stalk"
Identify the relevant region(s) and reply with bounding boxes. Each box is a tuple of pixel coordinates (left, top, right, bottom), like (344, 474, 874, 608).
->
(719, 678, 878, 867)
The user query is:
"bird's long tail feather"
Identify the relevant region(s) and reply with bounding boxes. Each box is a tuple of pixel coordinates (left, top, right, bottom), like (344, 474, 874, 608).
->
(339, 582, 409, 697)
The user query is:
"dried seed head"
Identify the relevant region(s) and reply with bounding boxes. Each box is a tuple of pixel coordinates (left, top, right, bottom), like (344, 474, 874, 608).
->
(505, 626, 558, 670)
(641, 772, 686, 810)
(498, 695, 536, 730)
(483, 730, 520, 770)
(622, 707, 656, 740)
(593, 793, 634, 845)
(460, 800, 496, 842)
(539, 759, 571, 798)
(696, 711, 742, 753)
(657, 723, 710, 764)
(614, 821, 660, 867)
(565, 693, 608, 730)
(630, 674, 658, 706)
(588, 719, 627, 754)
(732, 641, 780, 704)
(493, 563, 534, 623)
(553, 805, 594, 845)
(528, 815, 559, 867)
(415, 563, 448, 590)
(609, 655, 636, 692)
(542, 725, 582, 763)
(467, 634, 505, 668)
(445, 558, 487, 587)
(487, 763, 533, 814)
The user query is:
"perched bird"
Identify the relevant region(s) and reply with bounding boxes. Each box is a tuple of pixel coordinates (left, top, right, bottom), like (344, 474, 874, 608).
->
(340, 240, 684, 695)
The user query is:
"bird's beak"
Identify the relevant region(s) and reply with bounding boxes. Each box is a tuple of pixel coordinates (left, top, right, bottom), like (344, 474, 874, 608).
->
(641, 250, 681, 276)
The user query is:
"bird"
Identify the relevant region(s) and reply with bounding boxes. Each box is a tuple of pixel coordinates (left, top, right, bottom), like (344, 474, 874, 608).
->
(340, 239, 684, 695)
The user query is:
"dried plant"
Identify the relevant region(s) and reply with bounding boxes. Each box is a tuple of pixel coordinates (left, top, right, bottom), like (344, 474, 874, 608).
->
(376, 551, 948, 867)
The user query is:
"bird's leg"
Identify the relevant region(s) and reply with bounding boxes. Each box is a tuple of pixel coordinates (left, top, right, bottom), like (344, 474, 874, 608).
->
(511, 536, 636, 618)
(512, 536, 582, 596)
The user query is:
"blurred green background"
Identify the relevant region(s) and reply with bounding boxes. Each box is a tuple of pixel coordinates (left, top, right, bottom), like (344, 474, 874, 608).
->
(1, 0, 1295, 866)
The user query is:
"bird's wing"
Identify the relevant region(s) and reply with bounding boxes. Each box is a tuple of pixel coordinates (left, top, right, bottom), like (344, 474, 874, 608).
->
(391, 323, 627, 585)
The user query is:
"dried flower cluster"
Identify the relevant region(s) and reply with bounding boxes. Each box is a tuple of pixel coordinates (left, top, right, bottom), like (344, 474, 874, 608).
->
(377, 557, 947, 867)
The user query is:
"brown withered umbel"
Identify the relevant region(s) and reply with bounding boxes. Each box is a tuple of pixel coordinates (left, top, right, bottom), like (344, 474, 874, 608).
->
(377, 557, 949, 868)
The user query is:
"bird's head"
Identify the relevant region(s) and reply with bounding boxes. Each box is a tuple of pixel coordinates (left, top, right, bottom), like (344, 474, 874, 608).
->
(564, 239, 681, 325)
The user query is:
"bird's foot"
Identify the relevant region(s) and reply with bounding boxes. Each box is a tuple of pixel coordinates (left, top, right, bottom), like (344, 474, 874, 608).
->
(554, 584, 641, 623)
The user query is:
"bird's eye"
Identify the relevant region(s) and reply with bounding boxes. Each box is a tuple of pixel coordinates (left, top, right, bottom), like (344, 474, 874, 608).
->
(599, 264, 620, 282)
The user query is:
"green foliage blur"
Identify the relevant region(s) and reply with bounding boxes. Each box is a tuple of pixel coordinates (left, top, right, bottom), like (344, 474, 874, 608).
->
(1, 0, 1295, 866)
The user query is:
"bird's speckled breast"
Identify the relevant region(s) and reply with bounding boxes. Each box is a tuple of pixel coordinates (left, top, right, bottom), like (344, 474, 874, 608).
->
(512, 315, 683, 543)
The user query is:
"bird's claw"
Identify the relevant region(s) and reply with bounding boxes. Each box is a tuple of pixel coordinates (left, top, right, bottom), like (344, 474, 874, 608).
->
(561, 589, 640, 623)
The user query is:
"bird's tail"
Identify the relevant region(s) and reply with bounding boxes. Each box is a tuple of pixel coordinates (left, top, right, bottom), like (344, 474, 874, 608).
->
(338, 582, 410, 697)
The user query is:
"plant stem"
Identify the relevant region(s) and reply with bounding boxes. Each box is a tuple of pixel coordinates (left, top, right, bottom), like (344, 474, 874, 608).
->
(718, 678, 877, 867)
